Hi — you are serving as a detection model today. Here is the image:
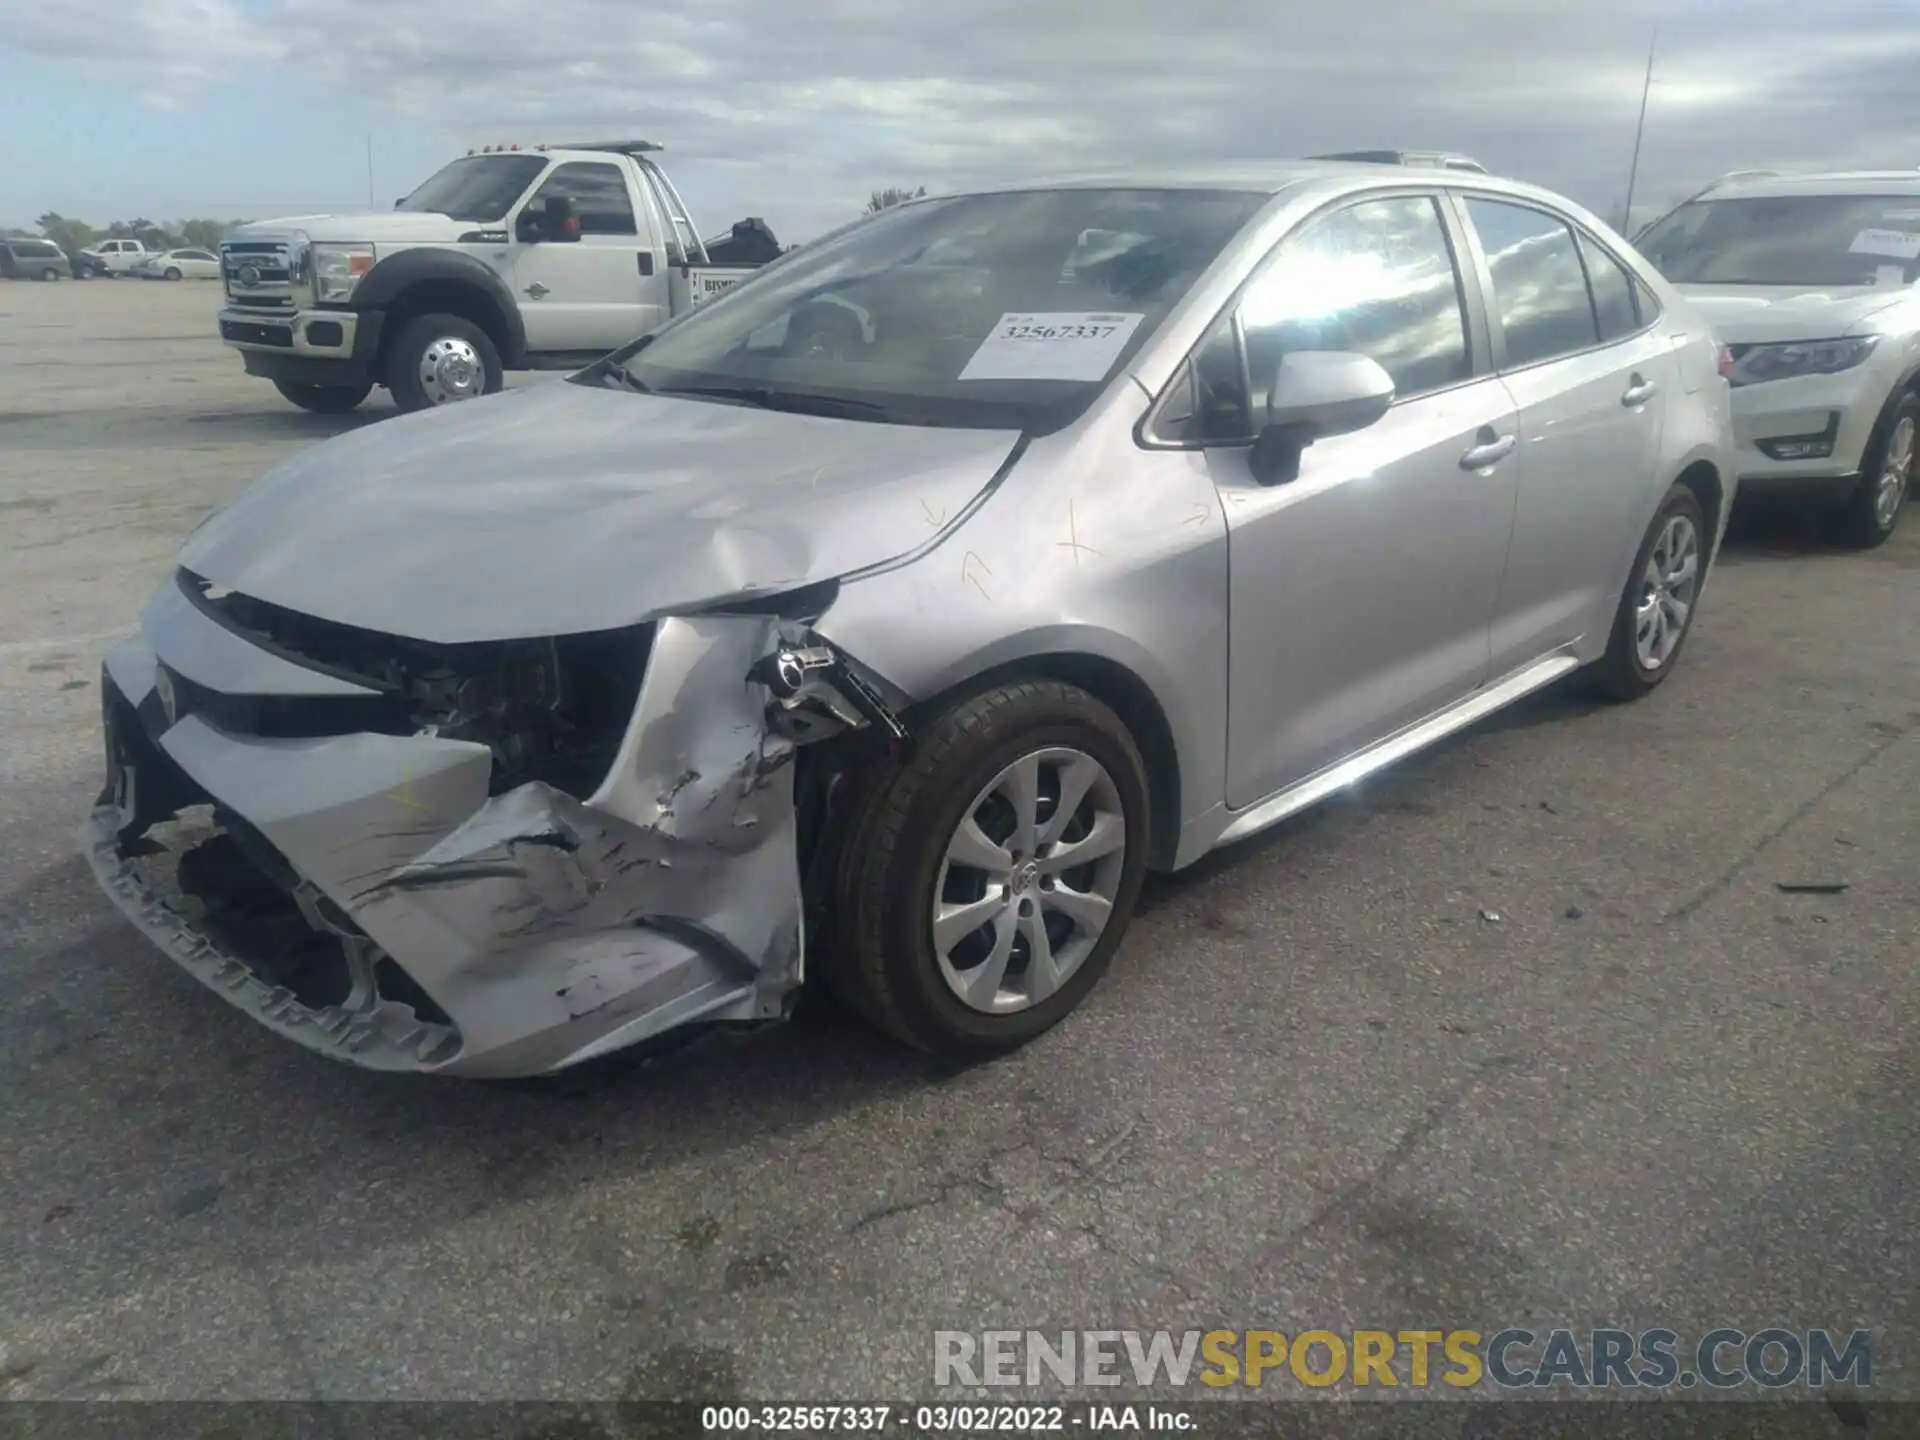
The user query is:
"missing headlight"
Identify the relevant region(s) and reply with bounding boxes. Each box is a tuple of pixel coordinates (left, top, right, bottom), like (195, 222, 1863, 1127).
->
(179, 570, 654, 798)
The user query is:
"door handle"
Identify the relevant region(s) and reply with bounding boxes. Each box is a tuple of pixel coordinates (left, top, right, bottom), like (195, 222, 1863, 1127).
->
(1621, 373, 1658, 407)
(523, 281, 550, 299)
(1459, 432, 1517, 470)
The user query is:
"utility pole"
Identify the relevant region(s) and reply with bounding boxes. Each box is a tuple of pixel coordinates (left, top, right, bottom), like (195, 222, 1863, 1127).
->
(366, 135, 376, 208)
(1621, 28, 1657, 233)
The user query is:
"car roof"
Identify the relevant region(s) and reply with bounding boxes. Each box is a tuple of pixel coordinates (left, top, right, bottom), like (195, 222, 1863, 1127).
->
(943, 161, 1565, 208)
(1703, 170, 1920, 199)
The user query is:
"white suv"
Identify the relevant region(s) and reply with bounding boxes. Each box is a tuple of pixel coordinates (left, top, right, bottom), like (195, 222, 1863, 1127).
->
(1636, 170, 1920, 546)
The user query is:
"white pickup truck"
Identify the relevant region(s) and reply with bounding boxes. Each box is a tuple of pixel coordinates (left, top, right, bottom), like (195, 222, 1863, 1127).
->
(83, 238, 152, 275)
(216, 141, 778, 413)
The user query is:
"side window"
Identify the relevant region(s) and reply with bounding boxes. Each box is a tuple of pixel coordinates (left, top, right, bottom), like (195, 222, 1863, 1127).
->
(1577, 233, 1640, 342)
(1173, 195, 1471, 443)
(529, 162, 637, 237)
(1463, 198, 1600, 366)
(1241, 195, 1471, 410)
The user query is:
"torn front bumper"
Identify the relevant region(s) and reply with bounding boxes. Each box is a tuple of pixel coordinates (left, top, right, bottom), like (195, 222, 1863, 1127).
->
(84, 595, 808, 1078)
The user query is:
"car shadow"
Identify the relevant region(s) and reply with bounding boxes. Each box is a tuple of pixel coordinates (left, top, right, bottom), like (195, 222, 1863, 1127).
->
(1136, 667, 1606, 917)
(183, 407, 393, 439)
(4, 849, 957, 1267)
(1713, 494, 1854, 563)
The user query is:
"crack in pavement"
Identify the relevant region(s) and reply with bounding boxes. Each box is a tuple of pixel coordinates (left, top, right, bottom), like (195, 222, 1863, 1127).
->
(1666, 722, 1912, 922)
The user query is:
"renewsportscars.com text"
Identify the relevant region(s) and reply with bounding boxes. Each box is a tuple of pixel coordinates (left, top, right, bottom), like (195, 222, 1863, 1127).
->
(933, 1328, 1872, 1391)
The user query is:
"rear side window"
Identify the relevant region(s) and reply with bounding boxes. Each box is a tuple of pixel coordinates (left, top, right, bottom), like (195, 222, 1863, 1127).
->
(1463, 197, 1600, 366)
(530, 162, 638, 236)
(1577, 233, 1640, 342)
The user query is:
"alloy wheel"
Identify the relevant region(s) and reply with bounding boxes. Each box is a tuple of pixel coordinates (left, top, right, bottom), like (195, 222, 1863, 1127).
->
(1876, 415, 1914, 532)
(1634, 513, 1700, 672)
(932, 747, 1128, 1014)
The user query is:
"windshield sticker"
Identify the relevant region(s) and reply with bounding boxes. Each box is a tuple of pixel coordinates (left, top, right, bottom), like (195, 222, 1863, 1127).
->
(1848, 228, 1920, 260)
(959, 313, 1147, 382)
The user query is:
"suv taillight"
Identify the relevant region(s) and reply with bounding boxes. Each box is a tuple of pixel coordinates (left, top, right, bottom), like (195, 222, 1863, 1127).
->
(1717, 344, 1734, 379)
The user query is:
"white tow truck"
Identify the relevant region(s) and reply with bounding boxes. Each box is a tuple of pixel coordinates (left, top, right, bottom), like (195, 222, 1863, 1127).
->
(216, 141, 779, 413)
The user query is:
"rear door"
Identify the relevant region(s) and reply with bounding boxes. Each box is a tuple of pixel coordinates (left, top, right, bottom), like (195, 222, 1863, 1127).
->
(1453, 194, 1679, 673)
(511, 160, 666, 353)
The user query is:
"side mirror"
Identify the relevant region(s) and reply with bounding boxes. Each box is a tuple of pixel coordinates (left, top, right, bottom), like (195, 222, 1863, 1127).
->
(1250, 351, 1395, 484)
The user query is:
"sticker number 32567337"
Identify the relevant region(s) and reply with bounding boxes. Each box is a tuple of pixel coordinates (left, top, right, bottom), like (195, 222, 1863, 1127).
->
(959, 312, 1146, 382)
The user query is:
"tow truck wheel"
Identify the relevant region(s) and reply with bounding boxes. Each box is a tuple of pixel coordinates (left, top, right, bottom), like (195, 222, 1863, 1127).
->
(272, 379, 372, 415)
(386, 313, 503, 412)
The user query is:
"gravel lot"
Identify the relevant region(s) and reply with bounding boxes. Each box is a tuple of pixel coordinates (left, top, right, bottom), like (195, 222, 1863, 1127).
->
(2, 278, 1917, 1404)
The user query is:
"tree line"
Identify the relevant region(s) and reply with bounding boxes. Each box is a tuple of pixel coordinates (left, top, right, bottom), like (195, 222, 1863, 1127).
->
(10, 187, 930, 255)
(5, 213, 249, 254)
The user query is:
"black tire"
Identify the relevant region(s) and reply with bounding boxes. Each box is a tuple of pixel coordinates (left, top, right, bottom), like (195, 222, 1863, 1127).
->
(1836, 391, 1916, 550)
(39, 267, 60, 281)
(164, 267, 182, 281)
(824, 679, 1150, 1063)
(1591, 482, 1708, 702)
(272, 379, 372, 414)
(384, 312, 504, 413)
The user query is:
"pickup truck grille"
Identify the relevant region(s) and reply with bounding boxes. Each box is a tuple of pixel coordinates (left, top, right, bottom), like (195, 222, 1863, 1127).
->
(220, 239, 302, 310)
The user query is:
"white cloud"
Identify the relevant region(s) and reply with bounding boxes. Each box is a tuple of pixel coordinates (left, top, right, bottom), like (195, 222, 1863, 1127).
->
(6, 0, 1920, 236)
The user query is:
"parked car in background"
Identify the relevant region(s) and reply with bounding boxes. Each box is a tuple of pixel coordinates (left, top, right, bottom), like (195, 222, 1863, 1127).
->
(87, 163, 1733, 1079)
(83, 238, 151, 275)
(133, 248, 222, 281)
(67, 249, 114, 279)
(1636, 169, 1920, 546)
(216, 139, 773, 415)
(1, 238, 72, 280)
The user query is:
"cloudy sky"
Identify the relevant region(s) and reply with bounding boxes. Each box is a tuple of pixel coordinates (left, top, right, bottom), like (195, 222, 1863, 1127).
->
(4, 0, 1919, 242)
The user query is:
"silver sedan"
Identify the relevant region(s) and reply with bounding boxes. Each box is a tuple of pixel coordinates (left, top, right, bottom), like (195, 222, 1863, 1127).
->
(86, 163, 1735, 1077)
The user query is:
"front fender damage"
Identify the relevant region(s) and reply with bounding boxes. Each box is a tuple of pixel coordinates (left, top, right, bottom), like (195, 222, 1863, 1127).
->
(352, 616, 810, 1075)
(86, 613, 895, 1078)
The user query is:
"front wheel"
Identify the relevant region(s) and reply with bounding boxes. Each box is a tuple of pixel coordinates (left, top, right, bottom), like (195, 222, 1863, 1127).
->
(272, 379, 372, 414)
(825, 679, 1150, 1063)
(1837, 393, 1915, 549)
(1590, 482, 1708, 702)
(164, 267, 182, 281)
(384, 313, 503, 412)
(39, 267, 60, 281)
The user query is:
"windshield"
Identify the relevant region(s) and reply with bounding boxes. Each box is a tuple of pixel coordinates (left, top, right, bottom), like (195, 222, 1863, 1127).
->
(1638, 195, 1920, 287)
(589, 187, 1269, 431)
(397, 155, 548, 222)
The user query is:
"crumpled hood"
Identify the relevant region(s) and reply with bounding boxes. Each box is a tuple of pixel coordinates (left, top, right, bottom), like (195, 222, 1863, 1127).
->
(227, 212, 474, 245)
(178, 383, 1021, 643)
(1676, 283, 1911, 343)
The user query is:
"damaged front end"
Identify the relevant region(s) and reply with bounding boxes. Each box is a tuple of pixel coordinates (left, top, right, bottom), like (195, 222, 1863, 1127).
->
(84, 571, 900, 1078)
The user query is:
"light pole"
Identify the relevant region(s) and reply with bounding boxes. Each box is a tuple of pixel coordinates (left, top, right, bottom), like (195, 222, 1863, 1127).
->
(1621, 29, 1658, 233)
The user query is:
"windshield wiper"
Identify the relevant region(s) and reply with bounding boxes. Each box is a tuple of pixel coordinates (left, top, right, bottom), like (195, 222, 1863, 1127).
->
(656, 384, 895, 421)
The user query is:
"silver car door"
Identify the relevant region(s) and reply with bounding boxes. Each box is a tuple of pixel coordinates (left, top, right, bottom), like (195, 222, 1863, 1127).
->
(1179, 192, 1520, 808)
(1454, 196, 1680, 671)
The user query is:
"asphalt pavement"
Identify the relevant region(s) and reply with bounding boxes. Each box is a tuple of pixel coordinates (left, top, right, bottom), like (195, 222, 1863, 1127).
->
(1, 279, 1916, 1405)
